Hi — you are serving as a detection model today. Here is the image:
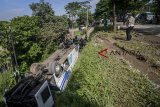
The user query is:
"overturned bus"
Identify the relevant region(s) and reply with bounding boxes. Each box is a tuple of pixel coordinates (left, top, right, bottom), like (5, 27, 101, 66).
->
(4, 44, 79, 107)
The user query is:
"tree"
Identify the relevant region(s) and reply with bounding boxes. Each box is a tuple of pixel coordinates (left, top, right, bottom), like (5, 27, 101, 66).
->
(10, 16, 42, 72)
(0, 21, 11, 71)
(0, 21, 10, 48)
(40, 15, 68, 58)
(153, 0, 160, 24)
(29, 0, 55, 23)
(154, 0, 160, 14)
(113, 0, 116, 32)
(65, 2, 81, 28)
(95, 0, 110, 19)
(78, 1, 92, 27)
(65, 1, 92, 27)
(0, 49, 10, 72)
(0, 1, 68, 73)
(95, 0, 148, 31)
(30, 0, 68, 59)
(65, 2, 81, 20)
(77, 9, 93, 26)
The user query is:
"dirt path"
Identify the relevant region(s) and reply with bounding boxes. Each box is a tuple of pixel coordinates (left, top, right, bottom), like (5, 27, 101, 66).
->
(95, 35, 160, 87)
(134, 33, 160, 46)
(87, 27, 94, 37)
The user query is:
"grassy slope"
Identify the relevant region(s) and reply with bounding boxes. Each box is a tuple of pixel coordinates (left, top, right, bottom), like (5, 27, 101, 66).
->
(94, 28, 160, 68)
(56, 36, 160, 107)
(113, 31, 160, 67)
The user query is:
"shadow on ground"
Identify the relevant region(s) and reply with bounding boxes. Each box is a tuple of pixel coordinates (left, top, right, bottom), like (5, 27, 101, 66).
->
(55, 90, 98, 107)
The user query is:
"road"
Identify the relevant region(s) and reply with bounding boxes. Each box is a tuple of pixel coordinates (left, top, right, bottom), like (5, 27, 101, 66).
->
(118, 22, 160, 38)
(134, 24, 160, 37)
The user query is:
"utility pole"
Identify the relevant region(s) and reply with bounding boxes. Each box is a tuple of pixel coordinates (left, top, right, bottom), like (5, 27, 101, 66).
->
(86, 7, 89, 28)
(8, 26, 19, 83)
(9, 26, 18, 68)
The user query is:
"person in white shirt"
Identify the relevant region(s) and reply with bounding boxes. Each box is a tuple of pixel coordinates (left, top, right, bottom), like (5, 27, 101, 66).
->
(126, 13, 135, 41)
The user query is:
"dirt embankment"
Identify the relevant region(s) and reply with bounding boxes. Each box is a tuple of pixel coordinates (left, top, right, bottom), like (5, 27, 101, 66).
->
(95, 33, 160, 87)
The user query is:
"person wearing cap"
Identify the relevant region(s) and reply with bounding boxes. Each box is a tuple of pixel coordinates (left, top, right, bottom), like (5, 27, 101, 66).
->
(126, 13, 135, 41)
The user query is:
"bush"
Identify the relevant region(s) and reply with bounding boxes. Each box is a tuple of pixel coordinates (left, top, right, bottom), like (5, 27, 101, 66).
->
(0, 71, 15, 106)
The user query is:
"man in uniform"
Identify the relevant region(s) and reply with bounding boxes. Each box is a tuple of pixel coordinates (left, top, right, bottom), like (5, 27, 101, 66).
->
(126, 13, 135, 41)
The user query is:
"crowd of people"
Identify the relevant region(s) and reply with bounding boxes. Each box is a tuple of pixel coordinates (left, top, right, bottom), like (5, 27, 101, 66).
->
(59, 32, 88, 50)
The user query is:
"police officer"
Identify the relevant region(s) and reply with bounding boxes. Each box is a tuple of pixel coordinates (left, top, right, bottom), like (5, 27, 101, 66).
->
(126, 13, 135, 41)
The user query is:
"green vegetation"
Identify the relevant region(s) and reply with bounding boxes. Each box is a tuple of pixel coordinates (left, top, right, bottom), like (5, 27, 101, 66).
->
(95, 0, 149, 32)
(29, 0, 55, 23)
(65, 1, 93, 28)
(0, 71, 15, 106)
(0, 0, 68, 72)
(95, 0, 148, 19)
(0, 0, 160, 106)
(56, 35, 160, 107)
(0, 0, 68, 105)
(75, 31, 82, 36)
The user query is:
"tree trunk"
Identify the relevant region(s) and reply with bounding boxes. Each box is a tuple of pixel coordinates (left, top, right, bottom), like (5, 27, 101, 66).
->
(113, 0, 117, 32)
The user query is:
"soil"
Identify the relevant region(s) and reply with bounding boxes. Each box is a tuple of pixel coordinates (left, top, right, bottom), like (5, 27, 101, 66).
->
(95, 35, 160, 87)
(134, 33, 160, 46)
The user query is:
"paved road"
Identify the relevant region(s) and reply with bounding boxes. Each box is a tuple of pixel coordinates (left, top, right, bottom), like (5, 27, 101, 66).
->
(134, 25, 160, 37)
(118, 22, 160, 37)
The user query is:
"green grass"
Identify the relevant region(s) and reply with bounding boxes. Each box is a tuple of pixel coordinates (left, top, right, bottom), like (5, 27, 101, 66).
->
(56, 37, 160, 107)
(0, 71, 15, 106)
(75, 31, 83, 36)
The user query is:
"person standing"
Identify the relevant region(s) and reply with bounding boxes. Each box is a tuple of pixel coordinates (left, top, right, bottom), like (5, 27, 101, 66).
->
(126, 13, 135, 41)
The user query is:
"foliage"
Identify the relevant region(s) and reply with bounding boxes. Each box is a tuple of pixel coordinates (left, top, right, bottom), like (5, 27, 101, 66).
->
(0, 49, 10, 70)
(154, 0, 160, 14)
(95, 0, 110, 19)
(95, 0, 148, 19)
(40, 15, 68, 59)
(0, 0, 68, 105)
(77, 8, 94, 26)
(0, 1, 68, 73)
(65, 2, 81, 18)
(0, 71, 16, 107)
(65, 1, 93, 27)
(65, 1, 81, 28)
(40, 16, 68, 40)
(0, 21, 11, 71)
(56, 35, 160, 107)
(9, 16, 41, 72)
(0, 21, 10, 48)
(29, 0, 54, 23)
